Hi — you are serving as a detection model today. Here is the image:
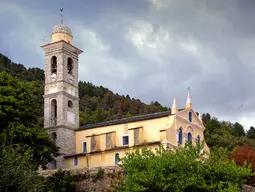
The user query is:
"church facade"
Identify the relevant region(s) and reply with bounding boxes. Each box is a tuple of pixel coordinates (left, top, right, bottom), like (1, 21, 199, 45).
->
(41, 23, 209, 170)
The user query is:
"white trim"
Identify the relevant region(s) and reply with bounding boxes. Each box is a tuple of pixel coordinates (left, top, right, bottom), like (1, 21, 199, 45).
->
(121, 134, 129, 146)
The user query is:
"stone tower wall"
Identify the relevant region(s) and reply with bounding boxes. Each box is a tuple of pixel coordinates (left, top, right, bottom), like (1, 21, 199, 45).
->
(41, 40, 82, 169)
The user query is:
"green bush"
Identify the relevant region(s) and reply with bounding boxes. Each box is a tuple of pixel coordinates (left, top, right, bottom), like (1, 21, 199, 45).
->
(116, 144, 253, 192)
(96, 167, 105, 178)
(41, 170, 76, 192)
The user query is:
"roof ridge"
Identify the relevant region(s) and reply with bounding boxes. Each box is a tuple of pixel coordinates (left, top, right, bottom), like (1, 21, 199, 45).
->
(78, 110, 175, 131)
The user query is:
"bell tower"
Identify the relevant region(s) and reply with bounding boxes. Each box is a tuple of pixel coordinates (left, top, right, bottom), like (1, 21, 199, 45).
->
(41, 23, 83, 169)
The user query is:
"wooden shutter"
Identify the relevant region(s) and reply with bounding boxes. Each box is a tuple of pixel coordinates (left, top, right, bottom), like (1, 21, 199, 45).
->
(106, 133, 112, 149)
(134, 129, 139, 145)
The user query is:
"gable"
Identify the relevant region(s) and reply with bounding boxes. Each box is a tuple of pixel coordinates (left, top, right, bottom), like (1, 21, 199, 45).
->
(176, 109, 204, 128)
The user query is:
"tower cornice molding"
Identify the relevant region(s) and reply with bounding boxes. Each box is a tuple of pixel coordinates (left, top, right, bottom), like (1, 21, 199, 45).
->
(43, 91, 79, 101)
(41, 40, 83, 55)
(44, 80, 79, 89)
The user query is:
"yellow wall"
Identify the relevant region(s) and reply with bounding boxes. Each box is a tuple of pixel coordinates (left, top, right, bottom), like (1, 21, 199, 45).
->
(65, 144, 159, 169)
(75, 116, 170, 155)
(51, 33, 72, 44)
(65, 107, 209, 169)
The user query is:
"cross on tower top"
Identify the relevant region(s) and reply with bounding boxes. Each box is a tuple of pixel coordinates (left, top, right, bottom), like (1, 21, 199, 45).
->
(60, 8, 63, 24)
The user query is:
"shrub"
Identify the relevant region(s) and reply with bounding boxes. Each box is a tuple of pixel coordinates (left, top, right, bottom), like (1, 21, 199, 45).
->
(116, 144, 253, 192)
(96, 167, 104, 178)
(41, 170, 76, 192)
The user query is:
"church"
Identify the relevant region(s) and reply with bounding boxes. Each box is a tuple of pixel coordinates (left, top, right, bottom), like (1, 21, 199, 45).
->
(41, 22, 210, 170)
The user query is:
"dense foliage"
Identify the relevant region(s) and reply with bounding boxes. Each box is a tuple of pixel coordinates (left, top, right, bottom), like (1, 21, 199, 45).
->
(0, 71, 59, 168)
(116, 145, 253, 192)
(0, 147, 42, 192)
(41, 170, 76, 192)
(201, 113, 254, 152)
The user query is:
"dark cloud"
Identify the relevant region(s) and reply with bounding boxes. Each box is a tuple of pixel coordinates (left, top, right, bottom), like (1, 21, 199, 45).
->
(1, 0, 255, 128)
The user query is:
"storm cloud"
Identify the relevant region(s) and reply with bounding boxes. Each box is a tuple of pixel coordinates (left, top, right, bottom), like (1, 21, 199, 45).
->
(1, 0, 255, 129)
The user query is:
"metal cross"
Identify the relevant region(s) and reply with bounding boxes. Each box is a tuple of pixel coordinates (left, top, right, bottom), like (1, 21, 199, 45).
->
(60, 8, 63, 24)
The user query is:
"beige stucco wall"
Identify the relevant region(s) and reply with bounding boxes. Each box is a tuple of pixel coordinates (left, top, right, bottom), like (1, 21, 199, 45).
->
(66, 144, 160, 169)
(75, 116, 171, 155)
(65, 107, 209, 169)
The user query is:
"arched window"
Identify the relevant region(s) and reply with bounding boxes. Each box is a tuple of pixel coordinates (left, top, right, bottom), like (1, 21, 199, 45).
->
(51, 56, 57, 74)
(67, 58, 73, 75)
(51, 99, 57, 126)
(178, 128, 183, 145)
(68, 100, 73, 109)
(189, 111, 192, 122)
(188, 132, 192, 144)
(197, 135, 200, 145)
(51, 132, 57, 143)
(115, 153, 120, 165)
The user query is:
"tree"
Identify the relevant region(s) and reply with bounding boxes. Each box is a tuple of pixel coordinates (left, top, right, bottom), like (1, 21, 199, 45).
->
(41, 170, 76, 192)
(0, 147, 42, 192)
(0, 72, 59, 168)
(115, 145, 253, 192)
(232, 122, 245, 137)
(201, 113, 211, 125)
(247, 126, 255, 140)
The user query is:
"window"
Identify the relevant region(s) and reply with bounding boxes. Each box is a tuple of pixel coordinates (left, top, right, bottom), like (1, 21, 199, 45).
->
(68, 100, 73, 108)
(197, 135, 200, 144)
(178, 128, 183, 145)
(115, 153, 120, 165)
(51, 132, 57, 144)
(134, 129, 139, 145)
(122, 135, 129, 146)
(188, 132, 192, 144)
(51, 99, 57, 126)
(51, 56, 57, 74)
(82, 142, 87, 153)
(51, 159, 56, 170)
(91, 136, 97, 151)
(74, 156, 78, 166)
(106, 133, 112, 149)
(67, 57, 73, 75)
(189, 111, 192, 122)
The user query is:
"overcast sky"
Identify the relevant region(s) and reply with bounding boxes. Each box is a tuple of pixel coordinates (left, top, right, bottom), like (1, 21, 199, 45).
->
(1, 0, 255, 130)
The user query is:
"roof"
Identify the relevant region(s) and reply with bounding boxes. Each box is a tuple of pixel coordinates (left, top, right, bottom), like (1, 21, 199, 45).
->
(77, 110, 180, 131)
(52, 24, 72, 37)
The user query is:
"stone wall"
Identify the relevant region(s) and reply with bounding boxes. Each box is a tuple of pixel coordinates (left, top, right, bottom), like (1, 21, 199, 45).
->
(39, 166, 255, 192)
(39, 166, 121, 192)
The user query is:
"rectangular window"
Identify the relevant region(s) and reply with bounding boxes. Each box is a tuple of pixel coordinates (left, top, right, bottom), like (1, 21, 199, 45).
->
(82, 142, 87, 153)
(106, 133, 112, 149)
(134, 129, 139, 145)
(91, 136, 97, 151)
(74, 156, 78, 166)
(122, 135, 129, 146)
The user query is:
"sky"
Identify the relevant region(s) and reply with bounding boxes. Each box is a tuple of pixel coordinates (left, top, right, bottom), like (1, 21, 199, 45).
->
(1, 0, 255, 130)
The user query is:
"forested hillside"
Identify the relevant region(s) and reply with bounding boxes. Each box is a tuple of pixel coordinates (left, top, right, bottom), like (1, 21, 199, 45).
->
(0, 53, 169, 126)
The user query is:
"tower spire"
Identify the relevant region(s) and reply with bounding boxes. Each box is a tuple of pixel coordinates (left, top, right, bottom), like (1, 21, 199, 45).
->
(186, 88, 192, 109)
(171, 96, 178, 114)
(60, 8, 63, 24)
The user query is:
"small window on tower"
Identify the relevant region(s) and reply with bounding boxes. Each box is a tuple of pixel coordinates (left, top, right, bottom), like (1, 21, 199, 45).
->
(67, 57, 73, 75)
(51, 132, 57, 143)
(68, 100, 73, 108)
(51, 56, 57, 74)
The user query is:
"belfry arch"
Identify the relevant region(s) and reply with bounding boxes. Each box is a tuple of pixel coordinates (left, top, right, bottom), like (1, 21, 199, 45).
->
(51, 56, 57, 74)
(67, 57, 73, 75)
